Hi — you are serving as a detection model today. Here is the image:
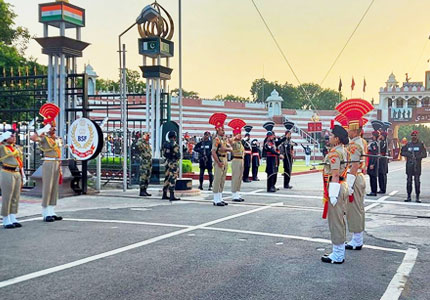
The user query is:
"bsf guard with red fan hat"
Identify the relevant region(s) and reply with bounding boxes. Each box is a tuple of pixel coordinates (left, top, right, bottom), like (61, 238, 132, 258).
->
(228, 119, 246, 202)
(0, 129, 25, 229)
(30, 103, 63, 222)
(210, 113, 232, 206)
(335, 98, 374, 251)
(320, 124, 349, 264)
(242, 125, 253, 183)
(401, 130, 427, 203)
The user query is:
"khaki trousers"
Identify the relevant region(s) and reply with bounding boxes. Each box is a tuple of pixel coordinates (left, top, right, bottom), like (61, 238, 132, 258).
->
(42, 161, 60, 207)
(213, 158, 228, 193)
(231, 159, 243, 193)
(328, 182, 348, 245)
(1, 170, 21, 217)
(346, 173, 366, 233)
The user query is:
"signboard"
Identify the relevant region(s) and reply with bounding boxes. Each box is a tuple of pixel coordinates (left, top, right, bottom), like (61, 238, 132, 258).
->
(138, 37, 174, 58)
(39, 2, 85, 28)
(413, 107, 430, 122)
(68, 118, 103, 160)
(308, 122, 322, 132)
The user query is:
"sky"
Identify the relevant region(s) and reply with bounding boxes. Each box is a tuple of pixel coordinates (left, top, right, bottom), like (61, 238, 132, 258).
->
(7, 0, 430, 103)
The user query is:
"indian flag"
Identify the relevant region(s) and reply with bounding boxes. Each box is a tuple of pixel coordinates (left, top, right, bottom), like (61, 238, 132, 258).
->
(41, 5, 62, 22)
(40, 4, 84, 26)
(63, 5, 84, 26)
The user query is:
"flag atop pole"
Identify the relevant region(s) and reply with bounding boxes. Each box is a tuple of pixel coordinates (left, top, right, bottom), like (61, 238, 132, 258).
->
(338, 78, 342, 92)
(351, 77, 355, 90)
(363, 77, 367, 92)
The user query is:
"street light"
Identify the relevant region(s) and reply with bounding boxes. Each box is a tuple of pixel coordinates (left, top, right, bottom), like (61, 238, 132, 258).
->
(118, 5, 161, 192)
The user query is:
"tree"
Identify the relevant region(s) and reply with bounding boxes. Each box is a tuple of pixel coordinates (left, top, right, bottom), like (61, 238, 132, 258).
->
(398, 125, 430, 147)
(171, 88, 199, 98)
(214, 94, 249, 102)
(95, 69, 145, 93)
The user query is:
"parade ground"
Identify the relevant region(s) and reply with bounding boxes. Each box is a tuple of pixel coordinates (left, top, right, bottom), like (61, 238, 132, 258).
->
(1, 159, 429, 300)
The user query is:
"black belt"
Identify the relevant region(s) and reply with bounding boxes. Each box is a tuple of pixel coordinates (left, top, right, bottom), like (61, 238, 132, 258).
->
(2, 166, 19, 172)
(329, 176, 345, 182)
(233, 156, 243, 159)
(218, 155, 226, 158)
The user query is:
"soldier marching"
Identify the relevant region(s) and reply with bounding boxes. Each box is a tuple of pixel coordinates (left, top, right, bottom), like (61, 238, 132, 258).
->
(279, 121, 296, 189)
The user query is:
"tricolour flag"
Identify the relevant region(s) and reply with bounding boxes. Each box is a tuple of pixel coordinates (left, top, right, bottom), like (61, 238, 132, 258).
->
(351, 77, 355, 91)
(338, 78, 342, 92)
(363, 78, 367, 92)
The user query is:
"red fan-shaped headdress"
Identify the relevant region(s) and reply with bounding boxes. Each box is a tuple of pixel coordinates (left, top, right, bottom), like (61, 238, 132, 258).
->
(335, 98, 374, 130)
(209, 113, 227, 129)
(39, 103, 60, 126)
(228, 118, 246, 136)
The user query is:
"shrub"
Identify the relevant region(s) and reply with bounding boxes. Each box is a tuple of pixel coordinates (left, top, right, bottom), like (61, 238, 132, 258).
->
(182, 159, 193, 173)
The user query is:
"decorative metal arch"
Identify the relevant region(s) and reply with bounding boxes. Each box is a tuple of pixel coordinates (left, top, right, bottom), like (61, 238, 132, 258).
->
(138, 2, 174, 40)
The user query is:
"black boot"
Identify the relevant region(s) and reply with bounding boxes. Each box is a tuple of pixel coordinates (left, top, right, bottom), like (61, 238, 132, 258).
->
(405, 194, 411, 202)
(208, 184, 212, 191)
(169, 190, 180, 201)
(140, 188, 151, 197)
(198, 185, 203, 190)
(162, 188, 169, 200)
(416, 195, 421, 203)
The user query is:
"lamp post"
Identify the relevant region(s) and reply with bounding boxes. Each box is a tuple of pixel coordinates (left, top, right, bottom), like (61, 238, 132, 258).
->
(118, 6, 160, 192)
(178, 0, 183, 178)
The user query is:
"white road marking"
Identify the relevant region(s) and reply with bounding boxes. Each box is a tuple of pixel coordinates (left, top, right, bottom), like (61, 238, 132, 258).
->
(203, 227, 407, 254)
(64, 218, 190, 228)
(380, 248, 419, 300)
(365, 191, 398, 212)
(364, 200, 430, 207)
(0, 203, 277, 289)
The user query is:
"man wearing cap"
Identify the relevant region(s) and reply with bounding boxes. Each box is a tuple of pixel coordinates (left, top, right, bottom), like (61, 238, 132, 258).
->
(321, 125, 349, 264)
(263, 122, 284, 192)
(210, 113, 232, 206)
(162, 131, 181, 201)
(377, 131, 389, 194)
(137, 132, 152, 197)
(251, 139, 261, 181)
(0, 130, 24, 229)
(401, 130, 427, 203)
(31, 107, 63, 223)
(280, 122, 296, 189)
(194, 131, 213, 190)
(242, 126, 253, 183)
(229, 119, 246, 202)
(367, 131, 379, 197)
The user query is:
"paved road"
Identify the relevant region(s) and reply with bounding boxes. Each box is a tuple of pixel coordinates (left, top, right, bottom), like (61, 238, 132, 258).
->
(1, 159, 429, 300)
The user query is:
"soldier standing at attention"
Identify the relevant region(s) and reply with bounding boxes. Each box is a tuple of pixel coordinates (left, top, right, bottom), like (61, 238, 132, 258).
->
(194, 131, 213, 190)
(334, 98, 374, 251)
(228, 119, 246, 202)
(242, 126, 253, 183)
(263, 122, 283, 193)
(0, 130, 25, 229)
(280, 121, 296, 189)
(162, 131, 181, 201)
(401, 130, 427, 203)
(137, 132, 152, 197)
(31, 103, 63, 222)
(210, 113, 232, 206)
(321, 125, 349, 264)
(377, 123, 391, 194)
(366, 121, 382, 197)
(251, 139, 261, 181)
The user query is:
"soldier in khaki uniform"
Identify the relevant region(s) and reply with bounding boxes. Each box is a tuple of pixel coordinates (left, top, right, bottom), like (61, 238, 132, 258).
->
(209, 113, 232, 206)
(321, 125, 349, 264)
(228, 119, 246, 202)
(0, 130, 25, 229)
(31, 109, 63, 222)
(137, 132, 152, 197)
(334, 98, 374, 250)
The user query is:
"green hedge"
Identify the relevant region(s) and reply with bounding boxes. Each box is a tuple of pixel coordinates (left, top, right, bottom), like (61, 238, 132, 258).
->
(182, 159, 193, 173)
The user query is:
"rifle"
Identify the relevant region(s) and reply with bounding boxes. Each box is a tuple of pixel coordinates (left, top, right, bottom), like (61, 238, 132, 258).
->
(312, 160, 364, 166)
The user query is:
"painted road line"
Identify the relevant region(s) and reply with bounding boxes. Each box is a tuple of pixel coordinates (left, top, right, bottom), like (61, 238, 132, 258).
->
(365, 191, 398, 212)
(364, 199, 430, 207)
(0, 204, 275, 289)
(380, 248, 419, 300)
(204, 227, 407, 254)
(64, 218, 190, 228)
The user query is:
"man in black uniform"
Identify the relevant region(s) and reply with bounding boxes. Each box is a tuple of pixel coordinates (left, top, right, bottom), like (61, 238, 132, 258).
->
(263, 122, 284, 192)
(251, 139, 261, 181)
(280, 121, 296, 189)
(401, 130, 427, 203)
(377, 122, 391, 194)
(194, 131, 213, 190)
(242, 126, 253, 182)
(367, 120, 383, 196)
